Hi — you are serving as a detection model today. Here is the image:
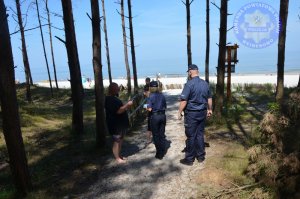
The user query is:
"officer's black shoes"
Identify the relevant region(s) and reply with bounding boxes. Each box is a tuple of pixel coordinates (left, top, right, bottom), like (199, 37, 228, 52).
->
(155, 153, 163, 160)
(196, 158, 205, 163)
(180, 158, 193, 166)
(181, 147, 186, 153)
(204, 142, 210, 147)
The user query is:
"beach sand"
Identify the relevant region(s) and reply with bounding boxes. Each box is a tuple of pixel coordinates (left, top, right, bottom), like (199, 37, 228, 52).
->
(36, 74, 299, 89)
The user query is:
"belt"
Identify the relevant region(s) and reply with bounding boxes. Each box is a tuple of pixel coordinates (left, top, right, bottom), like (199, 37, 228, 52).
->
(152, 111, 165, 115)
(185, 109, 205, 112)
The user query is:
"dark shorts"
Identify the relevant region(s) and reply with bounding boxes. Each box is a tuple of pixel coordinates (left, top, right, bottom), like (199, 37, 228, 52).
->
(111, 129, 127, 142)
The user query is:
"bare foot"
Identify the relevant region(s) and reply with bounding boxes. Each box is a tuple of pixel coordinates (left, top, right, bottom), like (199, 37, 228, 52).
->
(120, 156, 127, 160)
(116, 158, 127, 164)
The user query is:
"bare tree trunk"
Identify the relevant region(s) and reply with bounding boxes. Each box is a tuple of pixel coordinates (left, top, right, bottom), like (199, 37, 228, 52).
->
(45, 0, 59, 90)
(101, 0, 112, 84)
(0, 0, 32, 195)
(16, 0, 32, 102)
(120, 0, 131, 95)
(205, 0, 210, 83)
(127, 0, 138, 94)
(215, 0, 228, 118)
(276, 0, 289, 103)
(185, 0, 192, 66)
(61, 0, 84, 135)
(35, 0, 53, 97)
(29, 70, 33, 86)
(298, 75, 300, 88)
(90, 0, 107, 147)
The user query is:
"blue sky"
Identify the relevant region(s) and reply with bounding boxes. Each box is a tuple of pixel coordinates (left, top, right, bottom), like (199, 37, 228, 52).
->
(4, 0, 300, 82)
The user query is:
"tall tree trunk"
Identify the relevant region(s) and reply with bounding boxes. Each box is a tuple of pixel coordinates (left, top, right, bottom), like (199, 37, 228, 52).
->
(16, 0, 32, 102)
(45, 0, 59, 90)
(215, 0, 228, 118)
(90, 0, 107, 147)
(101, 0, 112, 84)
(276, 0, 289, 103)
(61, 0, 84, 135)
(127, 0, 138, 94)
(35, 0, 53, 97)
(186, 0, 192, 66)
(0, 0, 32, 195)
(298, 75, 300, 88)
(120, 0, 131, 95)
(205, 0, 210, 83)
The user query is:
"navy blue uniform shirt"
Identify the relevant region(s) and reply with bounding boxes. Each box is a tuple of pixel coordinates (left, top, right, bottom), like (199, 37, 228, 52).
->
(147, 92, 167, 113)
(180, 76, 212, 111)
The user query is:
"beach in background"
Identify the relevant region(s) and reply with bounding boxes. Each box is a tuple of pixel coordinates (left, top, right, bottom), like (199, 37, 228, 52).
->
(36, 73, 299, 89)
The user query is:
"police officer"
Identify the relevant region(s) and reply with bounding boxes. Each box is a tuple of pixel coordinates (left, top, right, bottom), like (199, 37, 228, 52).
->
(147, 81, 167, 159)
(178, 64, 212, 166)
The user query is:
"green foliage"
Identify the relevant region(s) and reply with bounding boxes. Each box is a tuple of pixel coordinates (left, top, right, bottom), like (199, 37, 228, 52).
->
(267, 102, 280, 114)
(0, 187, 15, 199)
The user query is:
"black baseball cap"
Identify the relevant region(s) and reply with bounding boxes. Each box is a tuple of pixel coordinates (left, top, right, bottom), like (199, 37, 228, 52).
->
(149, 81, 158, 87)
(187, 64, 198, 72)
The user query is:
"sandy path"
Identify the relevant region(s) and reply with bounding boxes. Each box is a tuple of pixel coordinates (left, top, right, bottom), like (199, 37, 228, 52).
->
(79, 90, 208, 199)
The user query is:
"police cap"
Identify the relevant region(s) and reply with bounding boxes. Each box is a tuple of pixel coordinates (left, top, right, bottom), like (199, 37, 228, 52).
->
(187, 64, 198, 72)
(149, 81, 158, 87)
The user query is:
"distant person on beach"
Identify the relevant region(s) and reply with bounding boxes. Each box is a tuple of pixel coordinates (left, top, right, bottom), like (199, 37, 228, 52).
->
(143, 77, 152, 143)
(105, 82, 133, 164)
(178, 64, 212, 166)
(146, 81, 167, 159)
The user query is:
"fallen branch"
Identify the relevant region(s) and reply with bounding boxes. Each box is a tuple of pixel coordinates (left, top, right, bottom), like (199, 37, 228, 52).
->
(214, 183, 260, 198)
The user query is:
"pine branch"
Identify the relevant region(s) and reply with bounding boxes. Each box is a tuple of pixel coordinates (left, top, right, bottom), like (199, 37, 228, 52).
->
(55, 35, 66, 45)
(116, 9, 129, 19)
(227, 26, 234, 32)
(10, 23, 50, 35)
(211, 1, 220, 10)
(50, 11, 62, 18)
(214, 183, 260, 198)
(50, 25, 64, 31)
(86, 12, 92, 21)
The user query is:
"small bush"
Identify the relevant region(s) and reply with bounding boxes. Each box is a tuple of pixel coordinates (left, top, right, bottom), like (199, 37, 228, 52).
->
(247, 88, 300, 198)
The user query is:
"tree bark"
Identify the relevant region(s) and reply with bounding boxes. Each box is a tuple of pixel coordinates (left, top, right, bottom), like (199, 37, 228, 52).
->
(45, 0, 59, 90)
(215, 0, 228, 118)
(298, 75, 300, 88)
(101, 0, 112, 84)
(186, 0, 192, 66)
(16, 0, 32, 102)
(205, 0, 210, 83)
(90, 0, 107, 147)
(0, 0, 32, 195)
(276, 0, 289, 103)
(120, 0, 131, 95)
(127, 0, 138, 94)
(35, 0, 53, 97)
(61, 0, 84, 135)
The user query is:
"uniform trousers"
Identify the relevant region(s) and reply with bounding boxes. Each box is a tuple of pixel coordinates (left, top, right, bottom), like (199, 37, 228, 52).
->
(150, 113, 166, 156)
(184, 110, 207, 162)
